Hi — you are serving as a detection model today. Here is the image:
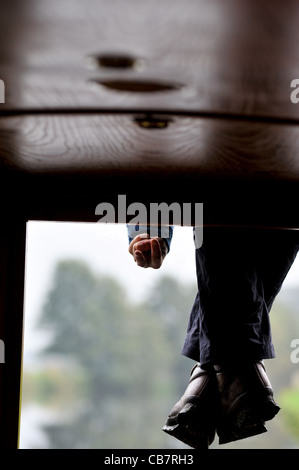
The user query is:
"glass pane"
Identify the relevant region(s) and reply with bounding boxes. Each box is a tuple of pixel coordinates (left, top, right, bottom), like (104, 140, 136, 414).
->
(19, 222, 299, 449)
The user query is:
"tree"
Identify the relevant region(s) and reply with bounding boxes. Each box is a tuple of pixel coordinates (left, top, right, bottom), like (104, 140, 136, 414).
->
(37, 260, 191, 448)
(25, 259, 299, 449)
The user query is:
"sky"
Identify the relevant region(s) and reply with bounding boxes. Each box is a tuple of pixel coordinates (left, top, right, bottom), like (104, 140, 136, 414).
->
(23, 221, 197, 359)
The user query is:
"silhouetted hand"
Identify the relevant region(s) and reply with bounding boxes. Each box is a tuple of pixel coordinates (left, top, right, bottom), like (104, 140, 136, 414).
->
(128, 233, 168, 269)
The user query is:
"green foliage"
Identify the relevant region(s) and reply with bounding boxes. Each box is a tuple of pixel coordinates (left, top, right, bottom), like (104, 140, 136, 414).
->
(279, 388, 299, 440)
(22, 367, 86, 407)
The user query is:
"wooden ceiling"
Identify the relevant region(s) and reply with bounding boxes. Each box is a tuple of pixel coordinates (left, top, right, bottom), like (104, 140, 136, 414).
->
(1, 0, 299, 226)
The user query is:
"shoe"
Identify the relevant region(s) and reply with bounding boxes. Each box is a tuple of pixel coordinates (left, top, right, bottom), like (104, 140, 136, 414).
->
(162, 363, 219, 449)
(214, 361, 280, 444)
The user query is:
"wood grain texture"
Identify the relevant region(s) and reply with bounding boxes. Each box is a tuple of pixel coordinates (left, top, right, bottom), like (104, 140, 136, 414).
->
(1, 0, 299, 119)
(0, 113, 298, 227)
(0, 0, 298, 224)
(1, 114, 299, 178)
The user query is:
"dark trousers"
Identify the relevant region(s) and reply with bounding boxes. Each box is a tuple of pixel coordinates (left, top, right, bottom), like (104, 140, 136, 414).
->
(182, 228, 299, 369)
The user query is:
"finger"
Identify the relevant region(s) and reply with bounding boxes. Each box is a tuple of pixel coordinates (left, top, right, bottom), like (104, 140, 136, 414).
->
(128, 233, 149, 255)
(135, 250, 148, 268)
(133, 239, 152, 254)
(151, 238, 163, 269)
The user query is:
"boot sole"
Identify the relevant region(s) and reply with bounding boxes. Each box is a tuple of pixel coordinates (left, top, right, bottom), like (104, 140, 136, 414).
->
(217, 392, 280, 445)
(162, 422, 210, 449)
(218, 420, 268, 445)
(163, 402, 216, 448)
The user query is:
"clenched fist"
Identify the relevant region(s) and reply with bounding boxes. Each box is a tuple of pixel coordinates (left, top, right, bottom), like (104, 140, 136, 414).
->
(128, 233, 168, 269)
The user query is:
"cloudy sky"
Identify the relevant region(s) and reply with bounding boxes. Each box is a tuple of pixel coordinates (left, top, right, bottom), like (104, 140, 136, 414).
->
(23, 221, 197, 359)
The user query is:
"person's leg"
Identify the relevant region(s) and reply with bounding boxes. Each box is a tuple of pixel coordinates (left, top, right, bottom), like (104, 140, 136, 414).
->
(212, 229, 299, 444)
(162, 362, 219, 449)
(182, 227, 291, 367)
(165, 228, 299, 447)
